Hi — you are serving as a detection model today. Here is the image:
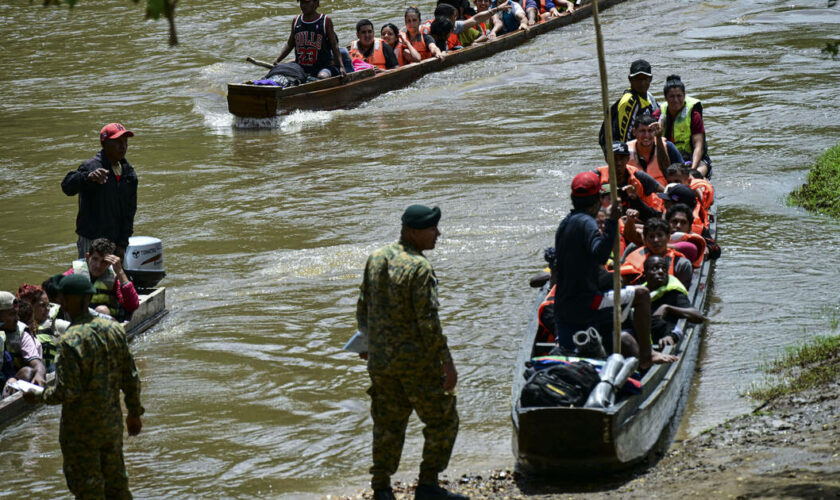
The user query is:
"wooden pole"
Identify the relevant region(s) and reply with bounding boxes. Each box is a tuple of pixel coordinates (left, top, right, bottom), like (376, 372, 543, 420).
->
(246, 56, 275, 70)
(590, 0, 623, 354)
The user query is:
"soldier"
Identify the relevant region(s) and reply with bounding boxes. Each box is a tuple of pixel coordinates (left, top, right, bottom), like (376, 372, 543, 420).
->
(23, 274, 144, 499)
(356, 205, 467, 500)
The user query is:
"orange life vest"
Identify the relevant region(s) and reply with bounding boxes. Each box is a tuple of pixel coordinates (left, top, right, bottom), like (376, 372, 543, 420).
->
(690, 177, 714, 211)
(627, 139, 666, 186)
(619, 247, 686, 285)
(403, 29, 431, 60)
(420, 19, 461, 50)
(348, 39, 387, 69)
(393, 41, 407, 66)
(670, 232, 706, 268)
(596, 164, 664, 212)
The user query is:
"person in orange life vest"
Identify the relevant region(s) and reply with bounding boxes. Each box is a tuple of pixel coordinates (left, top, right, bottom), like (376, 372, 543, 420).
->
(628, 113, 684, 186)
(664, 163, 714, 213)
(641, 256, 706, 349)
(472, 0, 498, 40)
(665, 204, 706, 268)
(620, 217, 693, 289)
(552, 171, 677, 370)
(402, 7, 445, 61)
(596, 141, 665, 220)
(657, 182, 707, 234)
(380, 23, 418, 66)
(271, 0, 345, 80)
(521, 0, 574, 27)
(428, 1, 509, 50)
(349, 19, 399, 71)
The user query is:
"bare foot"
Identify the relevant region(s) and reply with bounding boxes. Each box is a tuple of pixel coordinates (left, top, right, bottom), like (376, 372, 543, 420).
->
(640, 351, 678, 370)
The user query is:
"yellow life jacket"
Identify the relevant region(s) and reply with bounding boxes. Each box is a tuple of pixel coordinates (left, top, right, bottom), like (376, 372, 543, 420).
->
(72, 260, 118, 316)
(661, 96, 703, 159)
(644, 274, 688, 302)
(615, 89, 657, 143)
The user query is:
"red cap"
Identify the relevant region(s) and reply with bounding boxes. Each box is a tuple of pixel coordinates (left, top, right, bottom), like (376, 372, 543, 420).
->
(99, 123, 134, 142)
(571, 171, 601, 197)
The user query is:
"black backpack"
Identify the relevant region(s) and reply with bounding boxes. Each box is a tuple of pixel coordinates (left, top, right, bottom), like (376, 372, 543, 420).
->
(520, 362, 601, 408)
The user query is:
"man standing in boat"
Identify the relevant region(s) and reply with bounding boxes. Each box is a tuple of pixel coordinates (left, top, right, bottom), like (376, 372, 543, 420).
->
(62, 123, 137, 260)
(552, 171, 676, 370)
(23, 274, 143, 499)
(599, 59, 660, 148)
(272, 0, 346, 80)
(356, 205, 466, 500)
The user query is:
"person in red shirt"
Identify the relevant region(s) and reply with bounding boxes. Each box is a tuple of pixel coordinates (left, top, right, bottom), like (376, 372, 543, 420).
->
(63, 238, 139, 322)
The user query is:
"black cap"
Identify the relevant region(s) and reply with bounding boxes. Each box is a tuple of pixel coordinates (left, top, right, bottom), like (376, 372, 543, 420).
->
(612, 141, 630, 156)
(657, 184, 697, 208)
(402, 205, 441, 229)
(629, 59, 652, 77)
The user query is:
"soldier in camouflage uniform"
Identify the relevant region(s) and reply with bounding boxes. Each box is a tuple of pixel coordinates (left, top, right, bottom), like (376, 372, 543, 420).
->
(24, 273, 143, 499)
(357, 205, 467, 500)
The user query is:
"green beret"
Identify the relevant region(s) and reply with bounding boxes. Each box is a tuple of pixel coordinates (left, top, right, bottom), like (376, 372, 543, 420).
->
(58, 274, 97, 295)
(402, 204, 441, 229)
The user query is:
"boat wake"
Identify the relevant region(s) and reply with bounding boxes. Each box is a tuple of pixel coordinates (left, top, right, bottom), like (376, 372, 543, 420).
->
(232, 109, 335, 131)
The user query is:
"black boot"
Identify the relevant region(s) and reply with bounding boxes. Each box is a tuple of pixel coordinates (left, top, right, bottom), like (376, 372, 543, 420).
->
(373, 487, 396, 500)
(414, 484, 469, 500)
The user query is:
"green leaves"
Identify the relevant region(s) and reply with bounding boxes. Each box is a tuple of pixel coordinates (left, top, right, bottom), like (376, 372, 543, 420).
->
(40, 0, 178, 45)
(145, 0, 165, 20)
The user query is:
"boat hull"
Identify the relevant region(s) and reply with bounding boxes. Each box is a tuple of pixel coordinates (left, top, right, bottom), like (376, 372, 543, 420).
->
(227, 0, 629, 118)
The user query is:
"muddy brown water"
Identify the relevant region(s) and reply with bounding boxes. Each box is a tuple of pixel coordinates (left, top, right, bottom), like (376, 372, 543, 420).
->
(1, 0, 839, 497)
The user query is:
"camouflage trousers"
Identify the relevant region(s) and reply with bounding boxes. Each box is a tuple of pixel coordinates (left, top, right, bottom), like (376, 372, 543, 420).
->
(367, 368, 458, 489)
(60, 435, 132, 500)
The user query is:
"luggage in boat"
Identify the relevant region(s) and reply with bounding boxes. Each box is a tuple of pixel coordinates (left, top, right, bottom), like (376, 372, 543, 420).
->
(520, 361, 600, 408)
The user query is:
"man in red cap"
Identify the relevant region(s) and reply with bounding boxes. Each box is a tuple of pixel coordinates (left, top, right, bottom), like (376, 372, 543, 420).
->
(552, 172, 676, 369)
(62, 123, 137, 259)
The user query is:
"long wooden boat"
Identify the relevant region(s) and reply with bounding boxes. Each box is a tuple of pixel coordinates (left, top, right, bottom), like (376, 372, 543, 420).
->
(0, 287, 168, 429)
(511, 208, 716, 474)
(227, 0, 629, 118)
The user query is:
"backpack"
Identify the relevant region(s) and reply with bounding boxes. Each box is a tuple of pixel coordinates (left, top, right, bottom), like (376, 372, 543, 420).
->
(520, 361, 600, 408)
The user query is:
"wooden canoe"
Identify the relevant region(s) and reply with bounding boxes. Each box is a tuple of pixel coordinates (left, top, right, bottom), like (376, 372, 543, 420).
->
(227, 0, 629, 118)
(511, 207, 717, 474)
(0, 287, 168, 429)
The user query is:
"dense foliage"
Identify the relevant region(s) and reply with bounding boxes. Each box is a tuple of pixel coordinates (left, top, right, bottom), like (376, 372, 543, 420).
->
(789, 143, 840, 218)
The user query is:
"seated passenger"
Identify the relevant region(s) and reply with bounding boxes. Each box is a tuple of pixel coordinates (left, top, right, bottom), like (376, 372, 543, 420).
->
(0, 291, 46, 398)
(552, 172, 677, 369)
(428, 2, 508, 50)
(595, 141, 665, 219)
(642, 256, 706, 349)
(489, 0, 527, 36)
(522, 0, 574, 26)
(620, 217, 693, 289)
(402, 7, 444, 61)
(437, 0, 484, 46)
(660, 74, 712, 178)
(665, 204, 706, 267)
(271, 0, 346, 80)
(348, 19, 399, 71)
(657, 183, 706, 234)
(381, 23, 418, 66)
(627, 113, 684, 186)
(63, 237, 139, 321)
(663, 162, 714, 213)
(17, 284, 64, 372)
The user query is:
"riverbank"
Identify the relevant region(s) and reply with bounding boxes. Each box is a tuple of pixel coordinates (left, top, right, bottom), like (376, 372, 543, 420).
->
(790, 142, 840, 217)
(341, 335, 840, 499)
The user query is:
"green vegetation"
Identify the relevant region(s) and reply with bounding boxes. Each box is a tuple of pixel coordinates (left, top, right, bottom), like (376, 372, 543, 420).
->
(42, 0, 178, 46)
(747, 334, 840, 401)
(789, 143, 840, 218)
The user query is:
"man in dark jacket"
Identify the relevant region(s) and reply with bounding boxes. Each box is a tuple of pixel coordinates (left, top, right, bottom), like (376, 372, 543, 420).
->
(553, 171, 676, 370)
(62, 123, 137, 259)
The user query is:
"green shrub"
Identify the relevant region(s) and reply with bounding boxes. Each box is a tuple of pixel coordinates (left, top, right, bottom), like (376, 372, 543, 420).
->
(789, 143, 840, 218)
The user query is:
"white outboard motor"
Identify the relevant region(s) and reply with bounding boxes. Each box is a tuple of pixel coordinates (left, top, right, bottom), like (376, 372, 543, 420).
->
(124, 236, 166, 289)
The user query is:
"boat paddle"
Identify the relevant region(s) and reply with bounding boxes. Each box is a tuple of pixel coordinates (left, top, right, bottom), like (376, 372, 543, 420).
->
(246, 56, 275, 70)
(590, 0, 622, 354)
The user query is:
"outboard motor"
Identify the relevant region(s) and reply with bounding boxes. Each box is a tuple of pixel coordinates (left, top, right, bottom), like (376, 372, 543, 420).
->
(124, 236, 166, 289)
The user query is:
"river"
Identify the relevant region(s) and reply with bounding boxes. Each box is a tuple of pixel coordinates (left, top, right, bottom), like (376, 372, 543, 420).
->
(1, 0, 839, 497)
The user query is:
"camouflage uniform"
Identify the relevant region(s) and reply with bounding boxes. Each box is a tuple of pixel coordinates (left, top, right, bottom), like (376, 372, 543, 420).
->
(357, 239, 458, 489)
(41, 313, 143, 499)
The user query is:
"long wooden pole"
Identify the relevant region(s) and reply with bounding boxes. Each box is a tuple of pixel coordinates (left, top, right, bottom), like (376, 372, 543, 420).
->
(590, 0, 623, 354)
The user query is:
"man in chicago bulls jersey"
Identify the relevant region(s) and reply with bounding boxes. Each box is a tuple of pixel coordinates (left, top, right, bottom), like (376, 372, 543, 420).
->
(273, 0, 346, 80)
